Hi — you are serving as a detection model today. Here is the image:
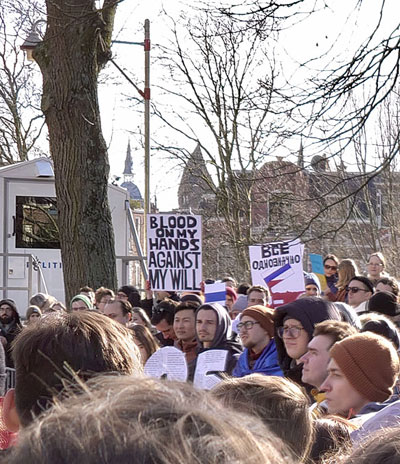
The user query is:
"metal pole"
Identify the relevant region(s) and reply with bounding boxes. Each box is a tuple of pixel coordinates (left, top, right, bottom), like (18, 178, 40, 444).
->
(143, 19, 150, 267)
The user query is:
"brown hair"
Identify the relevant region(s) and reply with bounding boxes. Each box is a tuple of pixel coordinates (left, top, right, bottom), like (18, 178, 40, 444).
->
(131, 307, 152, 330)
(131, 325, 159, 363)
(3, 375, 294, 464)
(212, 374, 313, 462)
(313, 320, 358, 344)
(323, 254, 340, 266)
(94, 287, 114, 305)
(311, 415, 356, 463)
(247, 285, 270, 299)
(339, 427, 400, 464)
(336, 259, 359, 290)
(12, 311, 142, 427)
(106, 298, 132, 316)
(377, 276, 399, 297)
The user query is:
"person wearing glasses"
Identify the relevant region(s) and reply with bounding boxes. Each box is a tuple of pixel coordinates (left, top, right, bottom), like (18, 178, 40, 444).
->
(325, 259, 359, 303)
(367, 252, 388, 287)
(323, 254, 339, 297)
(273, 298, 341, 389)
(346, 276, 374, 313)
(232, 305, 282, 378)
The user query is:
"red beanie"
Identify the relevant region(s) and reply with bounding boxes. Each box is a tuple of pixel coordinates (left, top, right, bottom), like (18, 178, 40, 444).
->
(330, 332, 400, 402)
(226, 286, 237, 302)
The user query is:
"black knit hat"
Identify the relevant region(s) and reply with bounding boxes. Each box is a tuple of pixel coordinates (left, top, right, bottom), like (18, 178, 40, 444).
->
(367, 291, 400, 318)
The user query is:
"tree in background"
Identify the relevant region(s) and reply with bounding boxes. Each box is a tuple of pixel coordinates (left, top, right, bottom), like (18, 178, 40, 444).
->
(154, 10, 285, 278)
(0, 0, 46, 164)
(31, 0, 119, 301)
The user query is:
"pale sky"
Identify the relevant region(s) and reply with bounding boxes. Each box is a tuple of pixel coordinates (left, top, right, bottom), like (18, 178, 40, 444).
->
(97, 0, 398, 211)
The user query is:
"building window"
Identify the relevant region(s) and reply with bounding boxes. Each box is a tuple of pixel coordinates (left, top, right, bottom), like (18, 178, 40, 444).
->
(15, 196, 60, 249)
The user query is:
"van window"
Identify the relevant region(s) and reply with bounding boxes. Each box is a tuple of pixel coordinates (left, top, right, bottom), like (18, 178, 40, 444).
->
(15, 196, 60, 249)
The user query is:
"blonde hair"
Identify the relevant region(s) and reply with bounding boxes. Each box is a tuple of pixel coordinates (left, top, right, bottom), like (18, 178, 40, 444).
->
(336, 259, 359, 290)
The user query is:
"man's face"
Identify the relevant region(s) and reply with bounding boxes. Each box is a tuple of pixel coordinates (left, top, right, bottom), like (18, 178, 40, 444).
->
(196, 309, 217, 345)
(71, 301, 89, 312)
(103, 301, 131, 326)
(347, 279, 372, 307)
(116, 291, 128, 301)
(324, 259, 338, 278)
(281, 318, 309, 361)
(225, 295, 234, 311)
(0, 304, 15, 325)
(155, 318, 177, 341)
(97, 294, 112, 312)
(300, 334, 334, 389)
(247, 291, 266, 307)
(320, 359, 368, 416)
(239, 315, 270, 353)
(173, 309, 196, 342)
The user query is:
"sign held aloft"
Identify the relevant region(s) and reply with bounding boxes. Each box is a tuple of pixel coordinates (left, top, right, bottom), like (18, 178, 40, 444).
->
(147, 214, 202, 291)
(249, 239, 305, 307)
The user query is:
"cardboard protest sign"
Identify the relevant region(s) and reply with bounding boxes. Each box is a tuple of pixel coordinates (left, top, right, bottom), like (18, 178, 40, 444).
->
(144, 346, 188, 382)
(249, 239, 305, 307)
(205, 282, 226, 305)
(309, 253, 327, 291)
(147, 214, 202, 291)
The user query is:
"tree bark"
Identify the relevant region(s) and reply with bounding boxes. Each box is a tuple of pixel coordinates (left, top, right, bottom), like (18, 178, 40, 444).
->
(34, 0, 118, 303)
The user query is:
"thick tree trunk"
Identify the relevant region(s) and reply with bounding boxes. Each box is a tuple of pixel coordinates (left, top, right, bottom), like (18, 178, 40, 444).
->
(35, 0, 118, 303)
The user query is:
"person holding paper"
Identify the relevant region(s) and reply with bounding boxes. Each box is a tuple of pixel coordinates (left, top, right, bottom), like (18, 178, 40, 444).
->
(194, 303, 242, 377)
(232, 305, 283, 378)
(173, 301, 199, 366)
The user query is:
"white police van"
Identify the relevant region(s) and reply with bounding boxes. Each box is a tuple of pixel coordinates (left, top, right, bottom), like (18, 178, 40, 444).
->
(0, 157, 139, 315)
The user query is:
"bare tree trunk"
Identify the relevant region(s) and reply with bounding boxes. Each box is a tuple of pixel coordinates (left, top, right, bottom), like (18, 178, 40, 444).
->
(34, 0, 118, 303)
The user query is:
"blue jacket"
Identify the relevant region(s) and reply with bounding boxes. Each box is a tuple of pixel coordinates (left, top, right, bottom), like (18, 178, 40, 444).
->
(232, 339, 283, 378)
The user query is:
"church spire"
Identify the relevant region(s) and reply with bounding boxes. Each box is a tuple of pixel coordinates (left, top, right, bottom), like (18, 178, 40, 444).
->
(123, 140, 133, 177)
(298, 137, 304, 169)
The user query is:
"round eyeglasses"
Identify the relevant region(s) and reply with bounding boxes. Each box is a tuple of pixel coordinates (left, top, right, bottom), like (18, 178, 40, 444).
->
(237, 321, 260, 331)
(278, 326, 305, 339)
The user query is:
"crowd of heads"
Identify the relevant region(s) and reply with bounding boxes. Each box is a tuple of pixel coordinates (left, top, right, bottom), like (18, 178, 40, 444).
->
(1, 250, 400, 462)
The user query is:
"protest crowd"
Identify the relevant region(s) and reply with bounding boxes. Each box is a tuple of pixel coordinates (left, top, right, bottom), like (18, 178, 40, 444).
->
(1, 250, 400, 463)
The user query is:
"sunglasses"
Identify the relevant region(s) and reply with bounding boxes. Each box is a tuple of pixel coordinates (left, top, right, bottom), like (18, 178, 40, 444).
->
(346, 286, 370, 294)
(324, 264, 338, 271)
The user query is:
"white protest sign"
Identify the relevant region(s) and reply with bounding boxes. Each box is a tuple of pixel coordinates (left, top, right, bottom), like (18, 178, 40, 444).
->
(193, 349, 228, 390)
(144, 346, 188, 382)
(249, 239, 305, 307)
(147, 214, 202, 291)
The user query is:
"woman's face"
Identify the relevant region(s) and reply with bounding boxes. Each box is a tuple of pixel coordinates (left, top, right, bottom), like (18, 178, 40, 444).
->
(131, 313, 145, 326)
(367, 256, 384, 278)
(324, 259, 338, 278)
(133, 337, 148, 365)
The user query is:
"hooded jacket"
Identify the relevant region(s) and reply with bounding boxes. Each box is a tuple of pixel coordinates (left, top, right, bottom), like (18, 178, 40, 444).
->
(232, 339, 283, 378)
(273, 297, 341, 386)
(193, 303, 242, 378)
